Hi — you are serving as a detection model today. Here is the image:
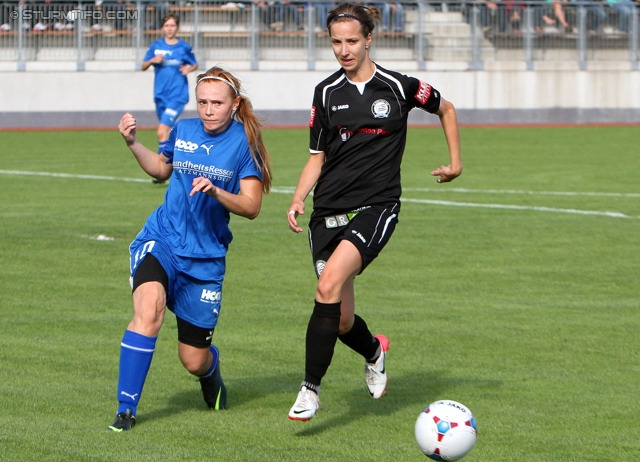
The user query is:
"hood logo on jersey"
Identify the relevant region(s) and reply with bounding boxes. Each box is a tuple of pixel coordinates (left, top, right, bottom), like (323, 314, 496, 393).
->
(309, 106, 316, 128)
(331, 104, 349, 112)
(371, 99, 391, 119)
(200, 143, 214, 155)
(175, 138, 199, 153)
(339, 126, 353, 142)
(200, 288, 221, 304)
(414, 80, 432, 105)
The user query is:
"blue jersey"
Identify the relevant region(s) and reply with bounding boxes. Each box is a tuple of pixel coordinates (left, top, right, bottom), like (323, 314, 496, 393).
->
(131, 119, 263, 259)
(143, 38, 197, 106)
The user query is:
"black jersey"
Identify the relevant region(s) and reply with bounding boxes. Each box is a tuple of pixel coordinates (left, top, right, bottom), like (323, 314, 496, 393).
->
(308, 63, 441, 217)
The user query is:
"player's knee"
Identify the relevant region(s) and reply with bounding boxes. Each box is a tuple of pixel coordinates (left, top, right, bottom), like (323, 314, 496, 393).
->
(315, 275, 341, 302)
(179, 351, 209, 375)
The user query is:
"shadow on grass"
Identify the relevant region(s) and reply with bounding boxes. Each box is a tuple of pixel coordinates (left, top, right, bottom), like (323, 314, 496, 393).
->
(140, 371, 302, 423)
(138, 370, 500, 432)
(292, 371, 501, 437)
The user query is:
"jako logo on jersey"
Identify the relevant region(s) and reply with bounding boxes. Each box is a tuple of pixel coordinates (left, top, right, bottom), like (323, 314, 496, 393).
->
(200, 289, 221, 303)
(414, 80, 432, 105)
(351, 229, 366, 243)
(331, 104, 349, 112)
(371, 99, 391, 119)
(175, 138, 199, 152)
(309, 106, 316, 127)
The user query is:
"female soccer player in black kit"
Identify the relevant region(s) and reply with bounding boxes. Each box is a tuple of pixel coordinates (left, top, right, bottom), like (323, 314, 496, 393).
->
(286, 2, 462, 421)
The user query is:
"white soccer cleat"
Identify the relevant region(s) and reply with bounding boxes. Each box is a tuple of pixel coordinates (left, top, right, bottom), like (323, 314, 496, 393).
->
(365, 334, 389, 399)
(288, 386, 320, 421)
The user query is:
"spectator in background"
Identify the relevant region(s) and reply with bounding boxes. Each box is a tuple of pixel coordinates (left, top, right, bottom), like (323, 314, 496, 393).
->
(574, 0, 606, 33)
(257, 1, 302, 31)
(372, 1, 403, 32)
(470, 1, 523, 35)
(607, 0, 635, 32)
(539, 0, 571, 33)
(312, 2, 335, 30)
(141, 12, 198, 183)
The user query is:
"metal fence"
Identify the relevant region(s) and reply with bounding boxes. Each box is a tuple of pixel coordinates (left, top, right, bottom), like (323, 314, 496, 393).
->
(0, 0, 638, 70)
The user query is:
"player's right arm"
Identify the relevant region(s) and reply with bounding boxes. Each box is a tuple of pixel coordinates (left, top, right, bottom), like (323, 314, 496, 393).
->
(141, 52, 164, 71)
(287, 152, 324, 233)
(118, 112, 172, 181)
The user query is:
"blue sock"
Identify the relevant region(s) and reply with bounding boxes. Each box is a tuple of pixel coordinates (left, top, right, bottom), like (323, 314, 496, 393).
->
(116, 330, 157, 415)
(199, 345, 220, 379)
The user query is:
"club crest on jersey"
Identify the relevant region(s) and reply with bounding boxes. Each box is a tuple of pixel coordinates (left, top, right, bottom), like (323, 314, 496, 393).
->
(315, 259, 326, 277)
(371, 99, 391, 119)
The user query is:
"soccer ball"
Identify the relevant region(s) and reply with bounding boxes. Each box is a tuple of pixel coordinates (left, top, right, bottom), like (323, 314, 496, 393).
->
(415, 400, 477, 461)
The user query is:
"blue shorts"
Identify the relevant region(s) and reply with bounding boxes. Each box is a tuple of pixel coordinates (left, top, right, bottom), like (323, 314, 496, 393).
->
(129, 239, 226, 329)
(155, 100, 185, 128)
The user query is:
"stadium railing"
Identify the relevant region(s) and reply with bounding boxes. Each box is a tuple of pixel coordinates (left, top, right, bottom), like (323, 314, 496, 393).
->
(0, 0, 638, 71)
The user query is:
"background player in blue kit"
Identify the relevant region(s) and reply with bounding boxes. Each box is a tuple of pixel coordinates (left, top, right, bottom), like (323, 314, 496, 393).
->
(108, 66, 272, 432)
(286, 2, 462, 421)
(142, 13, 198, 163)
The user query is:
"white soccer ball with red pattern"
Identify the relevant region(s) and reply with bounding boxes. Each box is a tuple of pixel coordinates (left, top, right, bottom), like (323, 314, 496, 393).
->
(415, 400, 477, 461)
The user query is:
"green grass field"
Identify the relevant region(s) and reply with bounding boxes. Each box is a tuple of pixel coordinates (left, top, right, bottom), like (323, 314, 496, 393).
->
(0, 125, 638, 461)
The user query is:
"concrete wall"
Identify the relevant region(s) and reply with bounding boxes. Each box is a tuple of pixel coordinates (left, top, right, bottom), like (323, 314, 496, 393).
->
(1, 61, 639, 128)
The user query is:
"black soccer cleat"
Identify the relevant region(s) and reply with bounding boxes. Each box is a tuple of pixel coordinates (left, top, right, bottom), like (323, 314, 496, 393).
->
(199, 363, 227, 410)
(108, 408, 136, 432)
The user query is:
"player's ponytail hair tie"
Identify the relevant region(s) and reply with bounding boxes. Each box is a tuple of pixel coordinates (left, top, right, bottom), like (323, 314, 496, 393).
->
(197, 76, 239, 96)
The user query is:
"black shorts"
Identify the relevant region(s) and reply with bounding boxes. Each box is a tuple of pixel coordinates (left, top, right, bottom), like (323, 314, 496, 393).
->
(308, 203, 400, 277)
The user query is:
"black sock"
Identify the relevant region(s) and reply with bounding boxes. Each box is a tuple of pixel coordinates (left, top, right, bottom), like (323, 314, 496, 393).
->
(304, 300, 341, 386)
(338, 314, 380, 362)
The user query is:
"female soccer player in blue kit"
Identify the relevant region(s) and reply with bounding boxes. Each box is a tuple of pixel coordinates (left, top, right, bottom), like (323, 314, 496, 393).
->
(286, 2, 462, 421)
(142, 13, 198, 154)
(108, 66, 272, 432)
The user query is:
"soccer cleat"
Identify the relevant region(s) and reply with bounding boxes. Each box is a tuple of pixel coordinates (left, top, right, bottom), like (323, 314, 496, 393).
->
(108, 409, 136, 432)
(365, 334, 389, 399)
(288, 386, 320, 421)
(199, 362, 227, 410)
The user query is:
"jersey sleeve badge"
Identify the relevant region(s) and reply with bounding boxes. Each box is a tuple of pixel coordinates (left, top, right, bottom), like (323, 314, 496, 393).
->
(309, 106, 317, 127)
(414, 80, 433, 105)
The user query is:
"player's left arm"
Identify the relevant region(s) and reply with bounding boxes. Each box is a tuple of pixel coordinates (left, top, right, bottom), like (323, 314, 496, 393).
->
(431, 97, 462, 183)
(180, 45, 199, 75)
(190, 176, 263, 220)
(180, 62, 199, 75)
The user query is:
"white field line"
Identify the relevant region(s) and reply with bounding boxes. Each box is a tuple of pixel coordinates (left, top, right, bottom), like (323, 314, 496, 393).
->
(403, 187, 640, 199)
(2, 170, 638, 219)
(0, 169, 150, 183)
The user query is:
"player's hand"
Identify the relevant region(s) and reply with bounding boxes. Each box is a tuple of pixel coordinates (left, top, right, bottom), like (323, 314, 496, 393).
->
(191, 177, 217, 197)
(118, 112, 137, 146)
(287, 201, 305, 233)
(431, 164, 462, 183)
